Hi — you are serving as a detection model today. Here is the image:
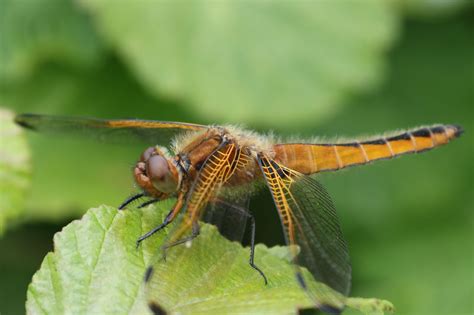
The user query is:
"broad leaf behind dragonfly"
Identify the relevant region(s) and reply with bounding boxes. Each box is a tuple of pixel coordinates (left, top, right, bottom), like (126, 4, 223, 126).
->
(27, 203, 394, 314)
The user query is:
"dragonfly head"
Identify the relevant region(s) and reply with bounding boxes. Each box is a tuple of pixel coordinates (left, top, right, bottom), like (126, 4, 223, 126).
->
(134, 146, 180, 198)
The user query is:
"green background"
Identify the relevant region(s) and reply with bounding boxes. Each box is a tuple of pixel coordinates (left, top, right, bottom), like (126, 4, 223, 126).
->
(0, 1, 472, 314)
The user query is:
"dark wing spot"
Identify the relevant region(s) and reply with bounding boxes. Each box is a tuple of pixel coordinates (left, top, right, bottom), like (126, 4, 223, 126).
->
(14, 116, 36, 130)
(318, 304, 343, 315)
(148, 302, 167, 315)
(296, 272, 307, 289)
(297, 307, 318, 315)
(144, 266, 154, 283)
(297, 305, 343, 315)
(295, 272, 343, 315)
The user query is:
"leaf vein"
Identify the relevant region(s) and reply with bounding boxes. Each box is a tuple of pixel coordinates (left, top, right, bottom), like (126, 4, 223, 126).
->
(83, 209, 119, 311)
(126, 210, 148, 313)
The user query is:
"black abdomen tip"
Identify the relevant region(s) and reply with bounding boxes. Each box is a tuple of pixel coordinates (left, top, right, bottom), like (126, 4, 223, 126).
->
(450, 124, 464, 137)
(431, 124, 464, 138)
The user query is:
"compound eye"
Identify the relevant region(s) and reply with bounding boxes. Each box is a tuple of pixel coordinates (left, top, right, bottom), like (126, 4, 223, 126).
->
(141, 147, 156, 162)
(146, 154, 176, 193)
(147, 154, 169, 182)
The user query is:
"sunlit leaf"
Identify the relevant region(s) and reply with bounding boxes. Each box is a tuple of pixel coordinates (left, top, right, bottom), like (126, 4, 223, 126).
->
(27, 204, 394, 314)
(80, 0, 399, 127)
(0, 108, 30, 235)
(0, 0, 105, 82)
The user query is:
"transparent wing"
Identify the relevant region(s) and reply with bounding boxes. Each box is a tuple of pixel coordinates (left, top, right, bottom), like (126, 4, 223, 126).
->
(258, 155, 351, 312)
(203, 193, 251, 243)
(145, 195, 262, 314)
(15, 113, 207, 145)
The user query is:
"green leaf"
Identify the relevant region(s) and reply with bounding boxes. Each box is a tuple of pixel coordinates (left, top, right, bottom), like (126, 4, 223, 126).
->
(80, 0, 399, 128)
(27, 204, 393, 314)
(0, 0, 105, 82)
(0, 108, 31, 235)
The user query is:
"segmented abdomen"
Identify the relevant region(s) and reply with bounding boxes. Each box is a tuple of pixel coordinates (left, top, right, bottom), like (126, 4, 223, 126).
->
(274, 125, 463, 175)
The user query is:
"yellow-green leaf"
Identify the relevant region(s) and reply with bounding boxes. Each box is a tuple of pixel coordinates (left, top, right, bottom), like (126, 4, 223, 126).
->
(27, 203, 394, 314)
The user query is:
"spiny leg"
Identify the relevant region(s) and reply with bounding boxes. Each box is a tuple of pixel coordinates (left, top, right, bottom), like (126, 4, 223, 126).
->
(213, 198, 268, 285)
(161, 220, 200, 261)
(138, 199, 160, 208)
(247, 212, 268, 285)
(119, 192, 145, 210)
(136, 193, 184, 248)
(135, 208, 176, 248)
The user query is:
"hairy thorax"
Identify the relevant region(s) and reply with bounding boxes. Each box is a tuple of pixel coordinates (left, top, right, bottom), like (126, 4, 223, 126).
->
(172, 125, 274, 189)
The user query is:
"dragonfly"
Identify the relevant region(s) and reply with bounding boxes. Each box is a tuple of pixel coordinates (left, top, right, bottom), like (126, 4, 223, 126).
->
(15, 113, 463, 313)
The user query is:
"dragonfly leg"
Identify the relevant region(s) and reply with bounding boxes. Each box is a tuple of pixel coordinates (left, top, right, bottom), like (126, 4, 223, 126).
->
(213, 197, 268, 285)
(161, 220, 200, 261)
(248, 212, 268, 285)
(138, 199, 160, 208)
(118, 192, 145, 210)
(136, 193, 185, 248)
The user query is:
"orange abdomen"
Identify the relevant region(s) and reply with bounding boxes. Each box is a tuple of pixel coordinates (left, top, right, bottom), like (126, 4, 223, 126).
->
(274, 125, 463, 175)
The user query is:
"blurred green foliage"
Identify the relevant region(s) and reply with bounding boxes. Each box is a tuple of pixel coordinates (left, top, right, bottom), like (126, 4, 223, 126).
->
(0, 0, 105, 81)
(0, 1, 472, 315)
(395, 0, 471, 17)
(79, 0, 397, 126)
